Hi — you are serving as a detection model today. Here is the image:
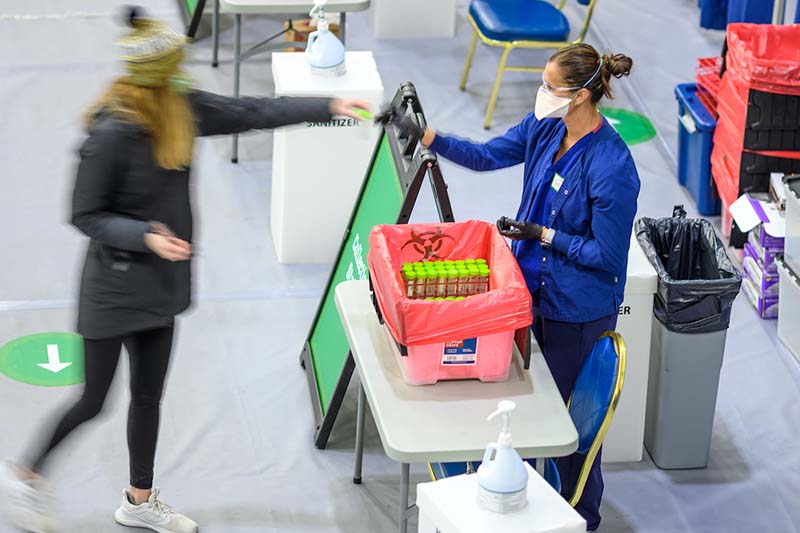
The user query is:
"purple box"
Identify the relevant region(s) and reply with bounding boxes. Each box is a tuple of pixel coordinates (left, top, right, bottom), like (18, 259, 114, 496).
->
(746, 236, 780, 273)
(742, 253, 780, 297)
(752, 223, 784, 251)
(742, 277, 779, 319)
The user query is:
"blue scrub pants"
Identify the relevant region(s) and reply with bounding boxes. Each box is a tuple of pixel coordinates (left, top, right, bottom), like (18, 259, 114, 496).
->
(532, 309, 618, 532)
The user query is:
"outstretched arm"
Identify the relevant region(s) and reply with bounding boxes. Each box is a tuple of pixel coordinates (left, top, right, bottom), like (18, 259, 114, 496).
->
(191, 90, 369, 136)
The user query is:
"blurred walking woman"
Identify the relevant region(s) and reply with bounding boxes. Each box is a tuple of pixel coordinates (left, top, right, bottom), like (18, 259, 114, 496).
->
(0, 8, 368, 533)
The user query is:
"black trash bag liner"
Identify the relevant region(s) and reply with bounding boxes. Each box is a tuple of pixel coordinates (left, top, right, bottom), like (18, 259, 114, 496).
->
(635, 208, 742, 333)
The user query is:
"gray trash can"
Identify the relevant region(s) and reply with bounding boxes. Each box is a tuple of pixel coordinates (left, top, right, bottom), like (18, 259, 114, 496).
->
(636, 207, 742, 469)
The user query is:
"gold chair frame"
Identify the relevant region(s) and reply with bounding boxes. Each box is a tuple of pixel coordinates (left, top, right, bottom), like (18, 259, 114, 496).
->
(566, 330, 626, 505)
(461, 0, 599, 128)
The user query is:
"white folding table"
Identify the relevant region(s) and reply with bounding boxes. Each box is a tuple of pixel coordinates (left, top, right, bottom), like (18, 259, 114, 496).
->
(211, 0, 371, 161)
(334, 280, 579, 533)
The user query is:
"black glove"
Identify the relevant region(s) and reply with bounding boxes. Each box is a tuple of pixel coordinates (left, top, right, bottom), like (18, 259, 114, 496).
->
(496, 216, 544, 241)
(375, 104, 425, 142)
(374, 103, 401, 125)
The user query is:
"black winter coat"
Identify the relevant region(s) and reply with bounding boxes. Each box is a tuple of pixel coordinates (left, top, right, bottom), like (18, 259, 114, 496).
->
(72, 90, 332, 338)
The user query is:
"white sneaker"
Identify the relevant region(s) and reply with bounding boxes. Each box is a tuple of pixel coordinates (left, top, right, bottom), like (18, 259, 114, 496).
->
(0, 460, 54, 533)
(114, 488, 198, 533)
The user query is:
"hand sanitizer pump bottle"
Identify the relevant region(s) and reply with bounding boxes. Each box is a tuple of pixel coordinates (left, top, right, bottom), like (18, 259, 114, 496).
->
(476, 400, 529, 513)
(306, 0, 346, 76)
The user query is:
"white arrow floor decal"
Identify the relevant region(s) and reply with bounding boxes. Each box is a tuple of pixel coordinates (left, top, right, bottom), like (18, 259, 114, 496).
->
(38, 344, 72, 373)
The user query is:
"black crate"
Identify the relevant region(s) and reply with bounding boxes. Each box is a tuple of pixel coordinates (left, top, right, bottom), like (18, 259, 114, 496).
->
(744, 89, 800, 151)
(739, 151, 800, 189)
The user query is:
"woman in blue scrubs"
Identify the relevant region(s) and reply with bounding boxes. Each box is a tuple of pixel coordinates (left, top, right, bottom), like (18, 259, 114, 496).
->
(378, 43, 639, 530)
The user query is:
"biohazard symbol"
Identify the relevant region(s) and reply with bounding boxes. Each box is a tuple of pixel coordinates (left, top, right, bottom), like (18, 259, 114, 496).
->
(401, 228, 456, 261)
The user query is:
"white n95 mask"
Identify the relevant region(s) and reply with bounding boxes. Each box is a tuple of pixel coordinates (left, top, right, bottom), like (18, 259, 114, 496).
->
(534, 85, 573, 120)
(535, 57, 605, 120)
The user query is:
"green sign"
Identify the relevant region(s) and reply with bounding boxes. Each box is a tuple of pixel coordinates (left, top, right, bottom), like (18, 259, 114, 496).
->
(600, 108, 657, 146)
(0, 333, 84, 387)
(185, 0, 199, 13)
(308, 134, 404, 414)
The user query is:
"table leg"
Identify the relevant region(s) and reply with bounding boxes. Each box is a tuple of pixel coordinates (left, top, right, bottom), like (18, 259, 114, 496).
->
(400, 462, 410, 533)
(353, 381, 366, 484)
(536, 458, 545, 477)
(232, 14, 241, 163)
(773, 0, 786, 23)
(212, 0, 220, 67)
(340, 12, 346, 45)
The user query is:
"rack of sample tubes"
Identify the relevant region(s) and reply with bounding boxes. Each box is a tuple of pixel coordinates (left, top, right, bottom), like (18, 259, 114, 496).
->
(401, 259, 491, 300)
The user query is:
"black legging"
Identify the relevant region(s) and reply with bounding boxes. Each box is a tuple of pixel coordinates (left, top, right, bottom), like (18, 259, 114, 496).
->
(26, 325, 174, 489)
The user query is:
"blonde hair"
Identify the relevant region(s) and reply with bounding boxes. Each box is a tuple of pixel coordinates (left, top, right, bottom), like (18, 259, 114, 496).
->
(86, 78, 196, 170)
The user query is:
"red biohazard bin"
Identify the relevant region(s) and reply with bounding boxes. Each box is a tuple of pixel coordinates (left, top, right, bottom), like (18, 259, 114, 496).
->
(714, 24, 800, 155)
(706, 24, 800, 246)
(367, 220, 532, 385)
(724, 23, 800, 97)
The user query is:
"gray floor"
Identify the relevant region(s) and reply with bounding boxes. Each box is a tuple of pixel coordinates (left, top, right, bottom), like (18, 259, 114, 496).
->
(1, 1, 799, 532)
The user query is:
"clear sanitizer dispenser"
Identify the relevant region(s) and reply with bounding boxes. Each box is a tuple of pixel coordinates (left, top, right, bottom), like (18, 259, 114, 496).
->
(476, 400, 529, 513)
(306, 0, 346, 76)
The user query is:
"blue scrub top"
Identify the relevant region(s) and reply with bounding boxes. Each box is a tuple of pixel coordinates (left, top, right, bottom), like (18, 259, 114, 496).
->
(429, 114, 640, 323)
(515, 124, 600, 302)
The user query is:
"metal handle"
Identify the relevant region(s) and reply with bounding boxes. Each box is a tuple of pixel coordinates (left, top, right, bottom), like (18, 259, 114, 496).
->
(773, 0, 786, 24)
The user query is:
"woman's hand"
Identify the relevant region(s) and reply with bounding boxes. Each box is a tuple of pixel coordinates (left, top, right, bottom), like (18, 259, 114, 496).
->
(374, 104, 430, 145)
(421, 127, 436, 148)
(329, 98, 372, 121)
(496, 217, 544, 241)
(145, 233, 192, 261)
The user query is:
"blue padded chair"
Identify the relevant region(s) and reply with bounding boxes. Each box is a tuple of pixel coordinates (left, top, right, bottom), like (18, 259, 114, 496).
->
(427, 331, 626, 508)
(461, 0, 599, 129)
(564, 330, 625, 505)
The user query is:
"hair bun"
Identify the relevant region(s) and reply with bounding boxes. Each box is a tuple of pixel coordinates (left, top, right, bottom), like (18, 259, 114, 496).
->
(603, 53, 633, 79)
(122, 5, 146, 27)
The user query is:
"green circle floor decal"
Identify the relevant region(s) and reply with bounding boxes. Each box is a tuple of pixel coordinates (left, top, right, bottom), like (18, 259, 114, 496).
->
(0, 333, 84, 386)
(600, 108, 657, 146)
